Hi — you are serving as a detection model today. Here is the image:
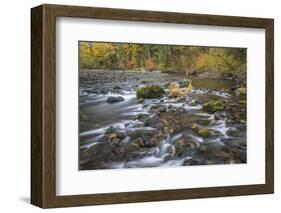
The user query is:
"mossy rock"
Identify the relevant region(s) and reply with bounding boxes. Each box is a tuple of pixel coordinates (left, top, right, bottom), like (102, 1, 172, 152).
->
(198, 128, 211, 137)
(235, 87, 247, 96)
(191, 123, 200, 131)
(202, 100, 224, 113)
(239, 100, 247, 105)
(191, 123, 222, 138)
(136, 85, 165, 100)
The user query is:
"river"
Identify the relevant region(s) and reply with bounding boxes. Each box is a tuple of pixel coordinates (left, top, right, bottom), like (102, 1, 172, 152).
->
(79, 70, 246, 170)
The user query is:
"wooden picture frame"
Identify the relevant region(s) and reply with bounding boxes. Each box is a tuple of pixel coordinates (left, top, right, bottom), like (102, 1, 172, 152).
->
(31, 4, 274, 208)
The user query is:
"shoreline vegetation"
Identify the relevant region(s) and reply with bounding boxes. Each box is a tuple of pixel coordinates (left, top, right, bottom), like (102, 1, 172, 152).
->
(79, 42, 246, 83)
(79, 42, 247, 170)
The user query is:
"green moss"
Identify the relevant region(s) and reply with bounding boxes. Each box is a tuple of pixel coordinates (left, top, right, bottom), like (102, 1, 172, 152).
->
(239, 100, 247, 105)
(202, 100, 224, 113)
(197, 128, 211, 137)
(235, 87, 247, 96)
(136, 85, 165, 100)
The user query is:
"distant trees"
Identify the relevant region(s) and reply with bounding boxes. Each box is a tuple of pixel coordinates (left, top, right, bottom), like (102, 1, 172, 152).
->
(79, 42, 246, 79)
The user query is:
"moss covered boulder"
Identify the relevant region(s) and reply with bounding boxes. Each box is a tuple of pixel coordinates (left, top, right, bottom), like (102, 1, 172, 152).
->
(235, 87, 247, 96)
(191, 123, 222, 138)
(198, 128, 211, 137)
(136, 85, 165, 100)
(202, 100, 224, 113)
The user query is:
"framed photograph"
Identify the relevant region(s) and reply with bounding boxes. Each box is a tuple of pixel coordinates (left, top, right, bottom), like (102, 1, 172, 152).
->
(31, 4, 274, 208)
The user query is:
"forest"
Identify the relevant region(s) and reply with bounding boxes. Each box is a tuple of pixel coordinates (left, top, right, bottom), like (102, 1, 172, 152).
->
(79, 42, 246, 80)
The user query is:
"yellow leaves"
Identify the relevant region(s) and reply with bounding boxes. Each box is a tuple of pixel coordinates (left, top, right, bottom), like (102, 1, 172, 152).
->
(80, 42, 91, 68)
(80, 42, 91, 56)
(184, 82, 193, 93)
(145, 58, 157, 71)
(168, 82, 193, 98)
(168, 83, 185, 97)
(79, 42, 246, 79)
(91, 43, 114, 59)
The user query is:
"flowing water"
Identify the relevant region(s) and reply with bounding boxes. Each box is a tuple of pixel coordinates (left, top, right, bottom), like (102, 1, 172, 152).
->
(79, 70, 246, 170)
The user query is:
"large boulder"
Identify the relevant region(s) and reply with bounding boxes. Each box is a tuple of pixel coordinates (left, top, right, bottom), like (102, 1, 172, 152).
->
(136, 85, 165, 100)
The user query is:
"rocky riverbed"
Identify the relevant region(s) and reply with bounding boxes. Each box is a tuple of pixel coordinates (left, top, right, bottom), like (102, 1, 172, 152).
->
(79, 69, 247, 170)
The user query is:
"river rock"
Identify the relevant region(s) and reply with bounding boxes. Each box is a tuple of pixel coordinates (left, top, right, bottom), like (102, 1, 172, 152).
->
(107, 96, 125, 103)
(234, 87, 247, 96)
(150, 105, 166, 114)
(179, 79, 191, 88)
(163, 153, 174, 161)
(86, 143, 118, 167)
(122, 143, 141, 160)
(202, 100, 224, 113)
(144, 114, 160, 128)
(226, 127, 245, 137)
(136, 85, 165, 100)
(214, 111, 226, 120)
(113, 85, 122, 90)
(221, 137, 246, 148)
(127, 128, 156, 140)
(191, 123, 222, 138)
(183, 157, 206, 166)
(132, 136, 158, 148)
(175, 138, 200, 157)
(198, 144, 230, 162)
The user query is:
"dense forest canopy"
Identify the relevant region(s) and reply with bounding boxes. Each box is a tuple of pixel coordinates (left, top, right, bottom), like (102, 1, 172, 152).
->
(79, 42, 246, 80)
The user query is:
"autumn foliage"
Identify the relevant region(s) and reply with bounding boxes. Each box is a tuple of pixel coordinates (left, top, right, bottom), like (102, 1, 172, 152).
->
(79, 42, 246, 80)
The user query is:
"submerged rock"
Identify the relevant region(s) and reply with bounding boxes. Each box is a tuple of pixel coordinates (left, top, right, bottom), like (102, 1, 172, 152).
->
(202, 100, 224, 113)
(107, 96, 125, 103)
(136, 85, 165, 100)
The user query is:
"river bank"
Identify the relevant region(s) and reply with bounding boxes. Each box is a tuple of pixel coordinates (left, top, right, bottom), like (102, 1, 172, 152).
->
(79, 69, 247, 170)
